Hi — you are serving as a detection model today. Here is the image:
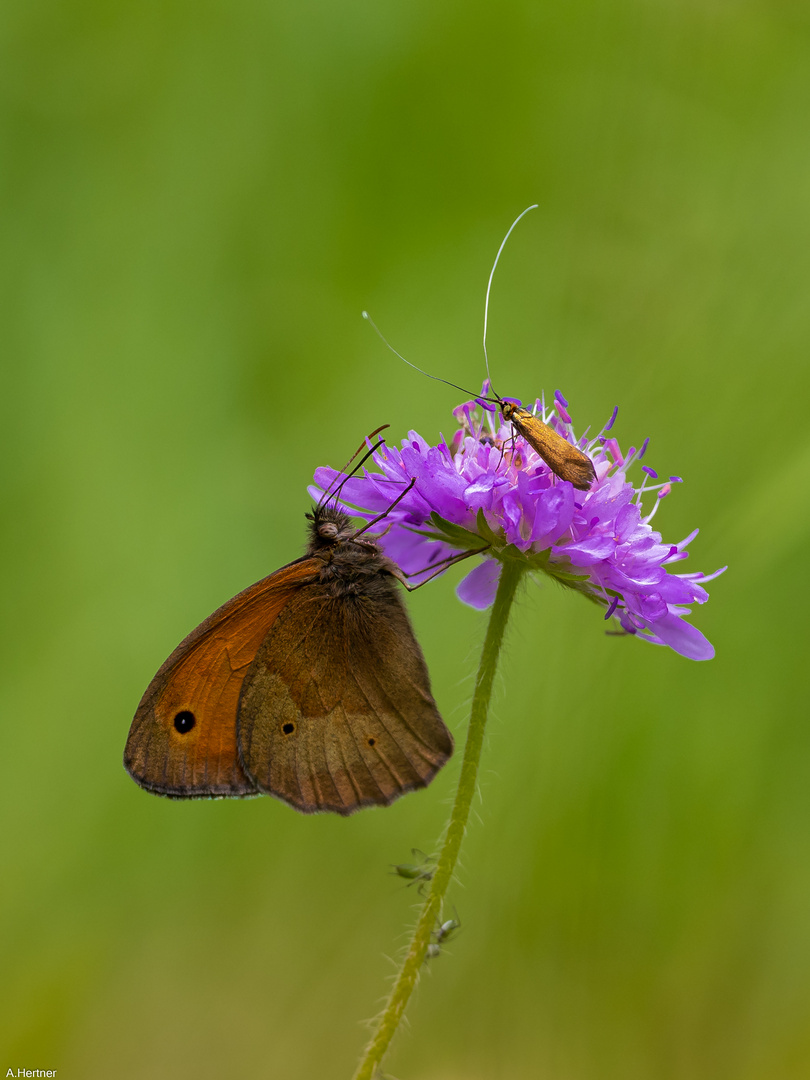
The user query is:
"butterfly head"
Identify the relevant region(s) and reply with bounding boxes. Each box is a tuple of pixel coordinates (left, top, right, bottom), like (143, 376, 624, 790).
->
(306, 505, 368, 551)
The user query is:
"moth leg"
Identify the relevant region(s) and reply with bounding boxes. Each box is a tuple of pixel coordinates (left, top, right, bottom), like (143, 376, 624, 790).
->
(496, 425, 518, 471)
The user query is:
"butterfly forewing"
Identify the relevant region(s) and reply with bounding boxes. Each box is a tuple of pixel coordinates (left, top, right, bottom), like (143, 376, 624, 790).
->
(237, 581, 453, 815)
(124, 559, 319, 797)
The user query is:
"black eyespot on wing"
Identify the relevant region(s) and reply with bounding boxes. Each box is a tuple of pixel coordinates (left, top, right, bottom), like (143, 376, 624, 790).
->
(282, 721, 296, 735)
(367, 736, 376, 746)
(173, 710, 196, 734)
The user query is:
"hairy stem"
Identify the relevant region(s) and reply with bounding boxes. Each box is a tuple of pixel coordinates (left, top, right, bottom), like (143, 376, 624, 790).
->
(351, 558, 524, 1080)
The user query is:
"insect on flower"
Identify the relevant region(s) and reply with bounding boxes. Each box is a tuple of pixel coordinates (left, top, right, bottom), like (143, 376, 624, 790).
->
(363, 206, 596, 491)
(311, 391, 725, 660)
(345, 210, 724, 657)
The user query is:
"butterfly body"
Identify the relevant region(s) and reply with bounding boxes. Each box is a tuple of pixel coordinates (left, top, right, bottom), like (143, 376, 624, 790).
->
(125, 506, 453, 814)
(499, 402, 595, 490)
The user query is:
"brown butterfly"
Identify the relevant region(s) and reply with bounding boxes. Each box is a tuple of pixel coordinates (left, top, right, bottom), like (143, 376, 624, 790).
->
(124, 503, 453, 815)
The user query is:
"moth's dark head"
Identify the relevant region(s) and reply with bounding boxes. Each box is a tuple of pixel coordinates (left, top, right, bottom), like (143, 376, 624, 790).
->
(500, 400, 518, 422)
(306, 504, 357, 549)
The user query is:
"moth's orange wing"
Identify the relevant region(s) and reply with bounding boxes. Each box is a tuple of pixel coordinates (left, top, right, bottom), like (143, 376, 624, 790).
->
(237, 582, 454, 814)
(124, 558, 320, 798)
(512, 410, 596, 490)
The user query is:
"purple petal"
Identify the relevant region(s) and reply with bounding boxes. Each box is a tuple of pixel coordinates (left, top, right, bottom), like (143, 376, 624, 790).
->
(530, 484, 575, 546)
(647, 610, 715, 660)
(456, 559, 502, 610)
(687, 565, 727, 584)
(380, 527, 453, 578)
(604, 564, 665, 591)
(554, 534, 616, 565)
(313, 471, 400, 513)
(585, 481, 634, 523)
(305, 485, 373, 518)
(464, 475, 505, 509)
(657, 576, 709, 605)
(627, 591, 668, 621)
(499, 489, 526, 544)
(614, 502, 641, 542)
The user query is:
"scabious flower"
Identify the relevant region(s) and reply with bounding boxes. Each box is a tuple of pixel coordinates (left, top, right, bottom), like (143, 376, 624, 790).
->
(311, 385, 725, 661)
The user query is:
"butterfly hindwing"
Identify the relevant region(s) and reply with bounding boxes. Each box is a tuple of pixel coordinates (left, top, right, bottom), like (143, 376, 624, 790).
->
(237, 580, 453, 814)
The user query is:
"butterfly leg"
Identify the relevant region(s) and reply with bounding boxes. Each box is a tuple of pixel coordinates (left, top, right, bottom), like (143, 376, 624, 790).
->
(350, 477, 417, 539)
(389, 546, 490, 592)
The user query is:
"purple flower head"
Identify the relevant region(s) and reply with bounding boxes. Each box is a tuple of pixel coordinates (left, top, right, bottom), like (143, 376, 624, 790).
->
(310, 389, 726, 661)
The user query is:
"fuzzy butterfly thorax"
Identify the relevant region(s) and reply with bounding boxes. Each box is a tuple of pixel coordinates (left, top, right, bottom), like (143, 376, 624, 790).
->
(306, 505, 401, 603)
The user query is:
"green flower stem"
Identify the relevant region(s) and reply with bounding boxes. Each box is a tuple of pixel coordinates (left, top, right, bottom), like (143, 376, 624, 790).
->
(351, 558, 525, 1080)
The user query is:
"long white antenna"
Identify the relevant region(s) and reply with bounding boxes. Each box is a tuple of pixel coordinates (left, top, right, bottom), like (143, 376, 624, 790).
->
(362, 311, 479, 398)
(482, 204, 538, 392)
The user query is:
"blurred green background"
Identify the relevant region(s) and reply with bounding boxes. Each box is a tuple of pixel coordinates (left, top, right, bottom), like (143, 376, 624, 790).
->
(2, 1, 809, 1077)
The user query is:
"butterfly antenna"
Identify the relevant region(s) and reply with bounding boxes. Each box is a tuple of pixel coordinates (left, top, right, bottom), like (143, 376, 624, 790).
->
(328, 441, 388, 509)
(318, 425, 389, 510)
(362, 311, 483, 400)
(482, 204, 538, 400)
